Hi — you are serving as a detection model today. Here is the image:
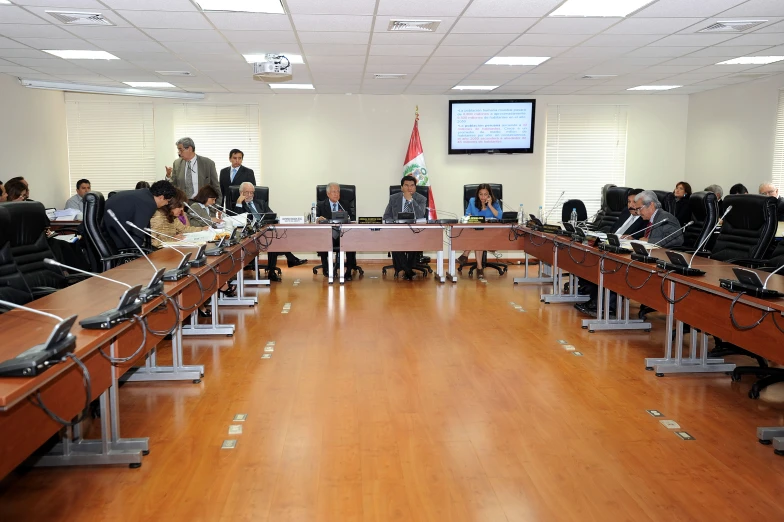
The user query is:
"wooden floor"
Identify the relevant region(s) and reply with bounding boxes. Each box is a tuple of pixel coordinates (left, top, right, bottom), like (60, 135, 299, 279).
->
(2, 262, 784, 521)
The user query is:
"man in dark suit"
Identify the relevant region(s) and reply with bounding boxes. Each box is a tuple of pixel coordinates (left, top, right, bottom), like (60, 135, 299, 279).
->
(104, 180, 176, 249)
(382, 175, 428, 280)
(234, 182, 306, 281)
(610, 188, 648, 239)
(316, 182, 356, 280)
(164, 137, 221, 201)
(220, 148, 256, 206)
(635, 190, 684, 247)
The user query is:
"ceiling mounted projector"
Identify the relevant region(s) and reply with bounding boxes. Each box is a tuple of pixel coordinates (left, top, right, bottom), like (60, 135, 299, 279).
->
(253, 54, 293, 83)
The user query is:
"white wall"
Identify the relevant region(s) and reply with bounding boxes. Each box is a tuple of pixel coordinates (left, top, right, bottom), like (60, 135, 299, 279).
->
(685, 74, 784, 195)
(0, 74, 69, 208)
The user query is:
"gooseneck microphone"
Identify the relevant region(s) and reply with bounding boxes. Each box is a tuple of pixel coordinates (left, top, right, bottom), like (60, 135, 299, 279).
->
(124, 222, 194, 270)
(44, 258, 131, 288)
(687, 205, 732, 270)
(183, 202, 217, 228)
(763, 263, 784, 290)
(0, 299, 67, 322)
(630, 221, 694, 263)
(631, 218, 668, 239)
(543, 191, 566, 224)
(106, 209, 159, 272)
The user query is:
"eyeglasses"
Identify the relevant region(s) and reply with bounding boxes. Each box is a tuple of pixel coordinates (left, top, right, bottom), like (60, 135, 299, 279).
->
(762, 189, 777, 196)
(241, 191, 255, 196)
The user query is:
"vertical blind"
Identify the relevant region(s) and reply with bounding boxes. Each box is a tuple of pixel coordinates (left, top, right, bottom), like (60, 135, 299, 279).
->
(65, 101, 156, 195)
(771, 90, 784, 190)
(544, 104, 629, 219)
(172, 104, 261, 176)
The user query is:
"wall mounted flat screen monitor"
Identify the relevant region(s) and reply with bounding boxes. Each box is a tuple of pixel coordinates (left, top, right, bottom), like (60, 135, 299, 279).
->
(448, 99, 536, 154)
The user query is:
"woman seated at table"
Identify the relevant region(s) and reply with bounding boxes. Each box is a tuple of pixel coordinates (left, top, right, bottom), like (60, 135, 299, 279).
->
(5, 180, 28, 202)
(188, 186, 223, 225)
(457, 184, 503, 279)
(149, 189, 209, 248)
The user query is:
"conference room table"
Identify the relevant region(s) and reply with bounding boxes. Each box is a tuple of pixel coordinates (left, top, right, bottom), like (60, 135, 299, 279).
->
(0, 232, 258, 477)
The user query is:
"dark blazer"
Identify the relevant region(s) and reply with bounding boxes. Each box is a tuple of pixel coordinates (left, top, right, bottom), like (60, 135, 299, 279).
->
(169, 155, 220, 200)
(383, 192, 427, 222)
(103, 189, 158, 249)
(316, 198, 352, 221)
(235, 198, 273, 218)
(609, 209, 647, 238)
(672, 195, 691, 227)
(219, 165, 256, 206)
(777, 196, 784, 222)
(646, 209, 684, 248)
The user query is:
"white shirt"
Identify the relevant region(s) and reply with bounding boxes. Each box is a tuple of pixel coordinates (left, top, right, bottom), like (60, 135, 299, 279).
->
(186, 157, 198, 198)
(615, 214, 639, 235)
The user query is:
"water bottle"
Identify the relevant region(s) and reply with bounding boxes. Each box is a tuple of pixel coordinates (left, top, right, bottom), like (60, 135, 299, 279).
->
(517, 203, 524, 225)
(570, 207, 578, 226)
(538, 205, 543, 222)
(310, 202, 317, 223)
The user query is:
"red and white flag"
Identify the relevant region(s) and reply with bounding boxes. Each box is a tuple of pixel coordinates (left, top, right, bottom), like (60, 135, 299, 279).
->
(403, 109, 437, 220)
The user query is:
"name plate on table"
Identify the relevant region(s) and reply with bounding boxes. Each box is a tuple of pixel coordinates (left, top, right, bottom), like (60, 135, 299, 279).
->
(358, 217, 382, 224)
(542, 224, 562, 234)
(279, 216, 305, 224)
(466, 216, 485, 223)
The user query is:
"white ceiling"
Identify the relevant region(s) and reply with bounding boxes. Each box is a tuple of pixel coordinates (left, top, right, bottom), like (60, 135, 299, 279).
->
(1, 0, 784, 95)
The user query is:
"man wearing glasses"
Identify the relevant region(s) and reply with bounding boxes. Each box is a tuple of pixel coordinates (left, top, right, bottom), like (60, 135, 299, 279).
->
(164, 137, 221, 201)
(613, 188, 647, 238)
(759, 182, 784, 221)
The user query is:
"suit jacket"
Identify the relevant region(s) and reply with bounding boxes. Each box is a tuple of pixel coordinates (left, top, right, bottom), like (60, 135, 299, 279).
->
(646, 209, 684, 248)
(219, 165, 256, 206)
(170, 155, 220, 201)
(383, 192, 427, 222)
(235, 198, 273, 218)
(187, 202, 215, 225)
(778, 196, 784, 222)
(316, 198, 354, 221)
(609, 208, 647, 238)
(103, 189, 158, 250)
(672, 195, 692, 227)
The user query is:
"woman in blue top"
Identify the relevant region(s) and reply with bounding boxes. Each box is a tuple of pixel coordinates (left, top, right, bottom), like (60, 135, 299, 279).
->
(458, 184, 503, 279)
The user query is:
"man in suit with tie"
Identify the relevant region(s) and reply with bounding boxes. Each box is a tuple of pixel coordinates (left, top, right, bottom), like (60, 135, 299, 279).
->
(164, 137, 221, 202)
(382, 175, 428, 280)
(220, 149, 256, 206)
(635, 190, 684, 247)
(235, 182, 306, 281)
(316, 182, 357, 281)
(610, 188, 648, 239)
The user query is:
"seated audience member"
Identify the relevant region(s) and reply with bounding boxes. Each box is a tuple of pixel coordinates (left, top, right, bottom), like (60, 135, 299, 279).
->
(759, 182, 784, 221)
(613, 188, 647, 238)
(5, 179, 28, 202)
(316, 182, 356, 281)
(671, 181, 692, 226)
(189, 185, 223, 225)
(458, 184, 503, 279)
(234, 181, 306, 282)
(704, 184, 723, 202)
(729, 183, 748, 195)
(104, 180, 176, 250)
(635, 190, 684, 247)
(135, 181, 151, 190)
(64, 178, 91, 213)
(6, 177, 30, 200)
(382, 175, 428, 280)
(149, 189, 209, 248)
(0, 180, 6, 202)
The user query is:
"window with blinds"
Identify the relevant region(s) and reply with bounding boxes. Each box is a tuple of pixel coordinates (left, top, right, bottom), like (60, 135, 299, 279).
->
(771, 90, 784, 189)
(543, 104, 629, 219)
(65, 101, 156, 195)
(172, 104, 260, 176)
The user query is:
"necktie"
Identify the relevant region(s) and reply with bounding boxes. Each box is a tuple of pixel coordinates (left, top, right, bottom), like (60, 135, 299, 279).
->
(332, 202, 337, 213)
(403, 200, 413, 214)
(185, 160, 194, 197)
(231, 167, 237, 182)
(248, 201, 259, 218)
(644, 219, 654, 239)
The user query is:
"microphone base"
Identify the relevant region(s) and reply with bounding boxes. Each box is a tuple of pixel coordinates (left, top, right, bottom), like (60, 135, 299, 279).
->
(205, 247, 224, 256)
(598, 244, 632, 255)
(0, 335, 76, 377)
(719, 280, 784, 299)
(395, 219, 416, 224)
(79, 302, 143, 330)
(189, 256, 207, 267)
(630, 253, 657, 264)
(656, 261, 705, 276)
(428, 219, 458, 224)
(163, 266, 190, 281)
(139, 282, 164, 303)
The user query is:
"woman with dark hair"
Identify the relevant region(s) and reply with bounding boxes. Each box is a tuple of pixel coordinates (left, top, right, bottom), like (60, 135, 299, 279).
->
(135, 181, 151, 190)
(189, 185, 223, 224)
(729, 183, 748, 195)
(149, 188, 208, 248)
(671, 181, 692, 227)
(5, 179, 28, 202)
(0, 180, 6, 202)
(458, 184, 503, 279)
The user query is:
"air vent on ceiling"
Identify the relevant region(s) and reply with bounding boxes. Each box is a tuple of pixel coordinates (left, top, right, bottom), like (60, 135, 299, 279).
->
(374, 73, 407, 79)
(581, 75, 617, 79)
(46, 10, 114, 26)
(387, 19, 441, 32)
(157, 71, 194, 77)
(698, 20, 766, 33)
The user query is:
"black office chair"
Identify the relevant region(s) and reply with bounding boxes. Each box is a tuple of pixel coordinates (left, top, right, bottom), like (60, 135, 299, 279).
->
(0, 206, 35, 309)
(671, 191, 718, 252)
(228, 184, 280, 278)
(81, 192, 141, 272)
(382, 185, 433, 278)
(458, 183, 508, 277)
(594, 187, 631, 232)
(311, 184, 364, 277)
(698, 194, 778, 262)
(560, 199, 588, 224)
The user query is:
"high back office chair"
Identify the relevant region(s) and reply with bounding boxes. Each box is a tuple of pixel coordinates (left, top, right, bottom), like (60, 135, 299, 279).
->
(382, 185, 433, 278)
(560, 199, 588, 223)
(82, 192, 141, 272)
(228, 184, 280, 279)
(458, 184, 508, 277)
(594, 187, 631, 232)
(672, 191, 718, 252)
(705, 194, 777, 262)
(0, 206, 34, 309)
(311, 184, 364, 277)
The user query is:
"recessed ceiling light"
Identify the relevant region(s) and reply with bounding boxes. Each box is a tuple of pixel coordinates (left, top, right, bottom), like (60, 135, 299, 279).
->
(717, 56, 784, 65)
(627, 85, 682, 91)
(582, 74, 618, 79)
(156, 70, 193, 77)
(123, 82, 176, 88)
(486, 56, 550, 66)
(452, 85, 498, 91)
(0, 1, 12, 4)
(196, 0, 284, 14)
(269, 83, 314, 90)
(43, 50, 119, 60)
(374, 73, 407, 79)
(550, 0, 655, 18)
(243, 53, 303, 65)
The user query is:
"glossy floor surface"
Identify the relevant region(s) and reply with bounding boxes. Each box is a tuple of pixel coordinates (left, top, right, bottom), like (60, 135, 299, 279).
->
(1, 262, 784, 521)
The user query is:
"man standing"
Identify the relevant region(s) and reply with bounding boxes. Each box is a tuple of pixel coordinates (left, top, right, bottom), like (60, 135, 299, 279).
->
(383, 175, 428, 280)
(759, 182, 784, 221)
(317, 182, 357, 281)
(635, 190, 684, 247)
(64, 178, 91, 213)
(104, 180, 176, 249)
(219, 149, 256, 206)
(164, 137, 220, 202)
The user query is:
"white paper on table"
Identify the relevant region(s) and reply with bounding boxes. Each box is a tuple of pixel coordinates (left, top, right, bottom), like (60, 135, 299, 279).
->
(182, 230, 218, 244)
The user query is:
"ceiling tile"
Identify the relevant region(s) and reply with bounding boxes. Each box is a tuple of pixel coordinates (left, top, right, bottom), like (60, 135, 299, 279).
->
(370, 32, 442, 45)
(582, 34, 666, 47)
(649, 34, 740, 46)
(224, 31, 298, 45)
(15, 37, 98, 50)
(719, 0, 784, 17)
(511, 34, 590, 46)
(63, 26, 152, 41)
(440, 33, 518, 46)
(687, 45, 772, 57)
(663, 56, 733, 66)
(432, 45, 502, 57)
(451, 17, 538, 34)
(162, 41, 236, 54)
(95, 40, 167, 53)
(463, 0, 563, 17)
(206, 12, 291, 31)
(301, 43, 368, 56)
(292, 14, 372, 32)
(506, 73, 571, 85)
(15, 0, 105, 7)
(377, 0, 470, 17)
(0, 36, 27, 49)
(0, 65, 39, 74)
(299, 31, 371, 44)
(534, 86, 583, 94)
(624, 46, 700, 58)
(559, 47, 638, 59)
(0, 48, 50, 58)
(472, 64, 535, 75)
(715, 33, 784, 46)
(287, 0, 377, 15)
(420, 63, 483, 74)
(365, 63, 422, 73)
(370, 44, 436, 56)
(529, 17, 621, 35)
(754, 20, 784, 33)
(634, 0, 747, 18)
(497, 45, 569, 57)
(492, 86, 535, 94)
(0, 24, 72, 38)
(644, 64, 705, 74)
(0, 6, 50, 24)
(116, 10, 213, 30)
(366, 55, 428, 66)
(603, 17, 705, 35)
(144, 28, 227, 42)
(101, 0, 197, 10)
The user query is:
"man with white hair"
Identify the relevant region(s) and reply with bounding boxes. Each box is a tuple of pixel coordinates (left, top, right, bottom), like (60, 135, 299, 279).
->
(165, 137, 221, 201)
(316, 182, 357, 280)
(634, 190, 684, 247)
(704, 184, 723, 202)
(759, 182, 784, 221)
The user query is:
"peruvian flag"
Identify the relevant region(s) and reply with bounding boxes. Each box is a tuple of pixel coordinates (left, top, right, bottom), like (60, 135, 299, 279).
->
(403, 112, 437, 220)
